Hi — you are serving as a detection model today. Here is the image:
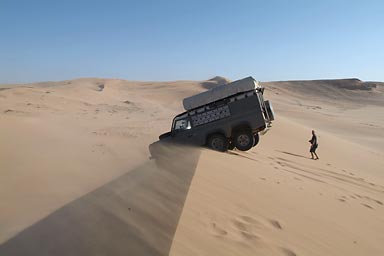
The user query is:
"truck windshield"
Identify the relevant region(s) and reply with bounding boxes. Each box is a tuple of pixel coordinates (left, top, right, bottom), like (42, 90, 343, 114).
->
(172, 114, 191, 131)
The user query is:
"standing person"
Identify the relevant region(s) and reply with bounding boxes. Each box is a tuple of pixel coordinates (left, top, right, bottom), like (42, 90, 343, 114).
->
(309, 130, 319, 160)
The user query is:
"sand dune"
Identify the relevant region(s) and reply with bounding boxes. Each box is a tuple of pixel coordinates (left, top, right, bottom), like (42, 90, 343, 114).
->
(262, 79, 384, 151)
(0, 77, 383, 255)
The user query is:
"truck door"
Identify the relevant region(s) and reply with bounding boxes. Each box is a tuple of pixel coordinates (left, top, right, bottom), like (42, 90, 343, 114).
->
(171, 114, 198, 145)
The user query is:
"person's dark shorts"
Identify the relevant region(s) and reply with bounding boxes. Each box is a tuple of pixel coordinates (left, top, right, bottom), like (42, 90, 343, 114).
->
(310, 144, 318, 152)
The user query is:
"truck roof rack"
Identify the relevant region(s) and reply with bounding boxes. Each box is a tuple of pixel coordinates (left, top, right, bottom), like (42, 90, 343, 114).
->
(182, 76, 260, 111)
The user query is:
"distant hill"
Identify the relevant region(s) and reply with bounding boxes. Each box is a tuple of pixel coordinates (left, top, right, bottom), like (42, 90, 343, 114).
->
(261, 78, 384, 107)
(262, 78, 383, 91)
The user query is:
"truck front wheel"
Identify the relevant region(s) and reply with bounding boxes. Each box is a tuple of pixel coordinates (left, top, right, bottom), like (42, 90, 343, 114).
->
(208, 134, 228, 152)
(234, 130, 254, 151)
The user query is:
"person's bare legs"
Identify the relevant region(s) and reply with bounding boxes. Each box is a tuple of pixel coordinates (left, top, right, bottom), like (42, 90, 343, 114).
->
(314, 152, 319, 160)
(310, 152, 314, 159)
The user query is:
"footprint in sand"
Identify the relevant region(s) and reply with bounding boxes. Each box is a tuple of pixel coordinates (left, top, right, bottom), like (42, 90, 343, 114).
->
(362, 204, 374, 210)
(239, 230, 259, 240)
(353, 194, 383, 206)
(362, 196, 383, 206)
(209, 215, 264, 241)
(209, 222, 228, 237)
(238, 215, 261, 224)
(280, 247, 297, 256)
(268, 219, 283, 230)
(231, 216, 262, 240)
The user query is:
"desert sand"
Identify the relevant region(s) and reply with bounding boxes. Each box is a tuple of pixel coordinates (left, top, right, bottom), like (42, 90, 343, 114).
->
(0, 77, 383, 255)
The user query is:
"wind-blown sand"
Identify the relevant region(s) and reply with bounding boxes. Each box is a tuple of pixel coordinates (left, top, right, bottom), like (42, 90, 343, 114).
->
(0, 77, 383, 255)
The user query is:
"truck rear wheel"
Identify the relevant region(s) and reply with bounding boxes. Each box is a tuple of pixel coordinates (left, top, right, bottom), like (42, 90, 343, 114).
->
(208, 134, 228, 152)
(234, 130, 254, 151)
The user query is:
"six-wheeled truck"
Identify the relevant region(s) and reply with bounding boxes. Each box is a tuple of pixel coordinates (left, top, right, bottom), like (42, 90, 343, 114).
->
(154, 76, 274, 152)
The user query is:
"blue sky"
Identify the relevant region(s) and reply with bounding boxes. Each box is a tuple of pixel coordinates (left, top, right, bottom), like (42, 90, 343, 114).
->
(1, 0, 383, 83)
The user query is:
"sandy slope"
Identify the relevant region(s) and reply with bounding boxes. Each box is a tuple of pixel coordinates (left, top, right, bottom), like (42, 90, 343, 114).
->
(262, 79, 384, 151)
(0, 77, 383, 255)
(170, 117, 384, 256)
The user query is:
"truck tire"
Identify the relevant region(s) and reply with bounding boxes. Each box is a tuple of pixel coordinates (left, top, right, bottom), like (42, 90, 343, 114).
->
(208, 134, 228, 152)
(253, 133, 260, 147)
(233, 130, 254, 151)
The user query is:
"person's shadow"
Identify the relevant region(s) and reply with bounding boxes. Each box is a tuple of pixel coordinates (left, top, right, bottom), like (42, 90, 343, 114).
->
(0, 143, 201, 256)
(276, 150, 308, 159)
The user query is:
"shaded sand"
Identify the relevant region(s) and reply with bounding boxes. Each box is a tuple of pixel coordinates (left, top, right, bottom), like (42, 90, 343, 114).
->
(0, 145, 201, 256)
(0, 78, 203, 244)
(1, 77, 383, 255)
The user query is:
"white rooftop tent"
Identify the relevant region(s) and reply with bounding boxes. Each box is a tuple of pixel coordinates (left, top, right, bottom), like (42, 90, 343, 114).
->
(183, 76, 259, 111)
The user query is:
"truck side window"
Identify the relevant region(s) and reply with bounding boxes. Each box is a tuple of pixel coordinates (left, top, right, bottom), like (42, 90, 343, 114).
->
(174, 118, 191, 130)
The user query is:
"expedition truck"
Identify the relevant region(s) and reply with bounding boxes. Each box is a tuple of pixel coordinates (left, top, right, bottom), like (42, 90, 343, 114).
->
(153, 76, 274, 152)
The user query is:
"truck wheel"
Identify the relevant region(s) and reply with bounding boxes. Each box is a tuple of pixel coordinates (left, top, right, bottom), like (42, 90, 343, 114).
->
(208, 134, 228, 152)
(234, 130, 254, 151)
(253, 133, 260, 147)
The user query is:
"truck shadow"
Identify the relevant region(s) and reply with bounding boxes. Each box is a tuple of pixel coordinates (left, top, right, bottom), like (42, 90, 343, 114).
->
(0, 144, 201, 256)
